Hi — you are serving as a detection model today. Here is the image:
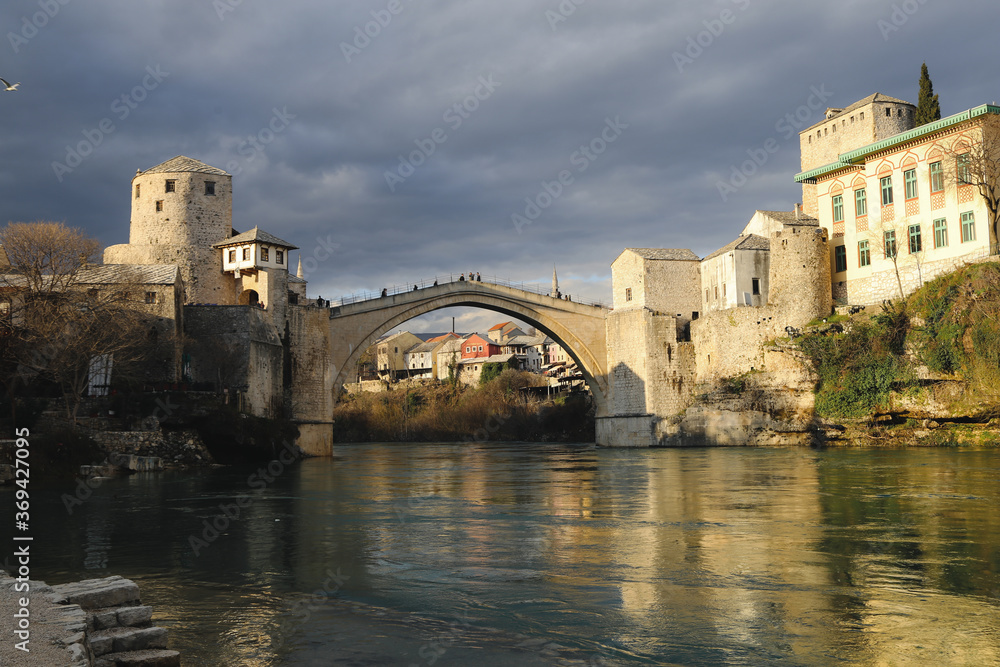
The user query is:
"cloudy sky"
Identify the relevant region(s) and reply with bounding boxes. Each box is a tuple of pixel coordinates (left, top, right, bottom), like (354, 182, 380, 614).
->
(2, 0, 997, 334)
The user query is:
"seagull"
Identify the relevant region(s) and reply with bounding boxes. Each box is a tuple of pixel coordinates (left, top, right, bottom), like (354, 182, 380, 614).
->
(0, 77, 20, 91)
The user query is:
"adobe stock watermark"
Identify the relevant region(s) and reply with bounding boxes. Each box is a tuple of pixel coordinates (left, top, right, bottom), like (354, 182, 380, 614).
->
(384, 74, 501, 192)
(188, 441, 302, 556)
(511, 116, 629, 234)
(545, 0, 586, 31)
(223, 106, 296, 176)
(878, 0, 933, 41)
(341, 0, 416, 63)
(7, 0, 72, 53)
(270, 568, 350, 650)
(298, 233, 340, 279)
(673, 0, 750, 74)
(52, 65, 170, 182)
(716, 84, 832, 202)
(213, 0, 245, 21)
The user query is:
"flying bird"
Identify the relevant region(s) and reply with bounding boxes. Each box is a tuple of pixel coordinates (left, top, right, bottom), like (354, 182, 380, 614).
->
(0, 78, 20, 91)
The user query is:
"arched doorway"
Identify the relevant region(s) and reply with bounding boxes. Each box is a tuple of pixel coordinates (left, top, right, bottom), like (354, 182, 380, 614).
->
(238, 289, 259, 306)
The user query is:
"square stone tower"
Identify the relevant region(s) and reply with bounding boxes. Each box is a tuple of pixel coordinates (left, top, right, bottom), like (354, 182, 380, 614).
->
(799, 94, 915, 216)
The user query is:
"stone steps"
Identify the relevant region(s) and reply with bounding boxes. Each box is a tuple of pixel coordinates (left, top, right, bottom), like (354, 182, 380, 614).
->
(90, 625, 168, 655)
(48, 575, 179, 666)
(95, 649, 180, 667)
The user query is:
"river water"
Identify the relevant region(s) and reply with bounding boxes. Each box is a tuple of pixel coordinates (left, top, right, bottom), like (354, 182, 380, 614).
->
(6, 443, 1000, 665)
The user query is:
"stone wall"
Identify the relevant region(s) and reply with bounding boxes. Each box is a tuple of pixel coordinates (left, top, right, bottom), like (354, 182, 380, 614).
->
(183, 305, 284, 418)
(89, 429, 214, 466)
(605, 309, 649, 416)
(287, 304, 335, 456)
(656, 347, 818, 446)
(602, 306, 698, 446)
(692, 304, 783, 381)
(596, 415, 653, 448)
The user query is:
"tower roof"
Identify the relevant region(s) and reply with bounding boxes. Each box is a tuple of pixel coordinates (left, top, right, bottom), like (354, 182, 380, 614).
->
(140, 156, 230, 177)
(212, 226, 299, 250)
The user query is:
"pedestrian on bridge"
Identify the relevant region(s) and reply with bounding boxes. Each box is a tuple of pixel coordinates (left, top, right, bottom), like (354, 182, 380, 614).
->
(476, 272, 481, 282)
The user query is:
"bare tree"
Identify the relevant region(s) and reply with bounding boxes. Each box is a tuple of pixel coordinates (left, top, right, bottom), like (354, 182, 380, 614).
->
(867, 218, 905, 300)
(944, 115, 1000, 255)
(0, 221, 156, 420)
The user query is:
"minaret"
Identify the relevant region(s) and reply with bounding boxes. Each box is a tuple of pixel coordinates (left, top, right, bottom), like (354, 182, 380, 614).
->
(551, 266, 559, 297)
(296, 254, 304, 279)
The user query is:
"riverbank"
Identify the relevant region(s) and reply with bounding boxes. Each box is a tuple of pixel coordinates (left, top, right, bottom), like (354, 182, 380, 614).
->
(332, 370, 594, 443)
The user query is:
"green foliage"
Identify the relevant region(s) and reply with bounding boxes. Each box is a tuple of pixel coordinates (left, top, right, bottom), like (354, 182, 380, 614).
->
(479, 362, 507, 386)
(801, 262, 1000, 419)
(915, 62, 941, 126)
(798, 316, 911, 419)
(872, 299, 910, 355)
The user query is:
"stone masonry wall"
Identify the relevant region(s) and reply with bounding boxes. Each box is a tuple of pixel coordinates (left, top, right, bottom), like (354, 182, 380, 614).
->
(595, 415, 653, 448)
(90, 429, 214, 466)
(605, 308, 649, 416)
(288, 304, 334, 456)
(183, 306, 284, 418)
(692, 304, 783, 381)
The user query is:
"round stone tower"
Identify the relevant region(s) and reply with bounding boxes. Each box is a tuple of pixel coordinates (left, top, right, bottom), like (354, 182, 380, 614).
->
(768, 220, 833, 326)
(104, 156, 234, 304)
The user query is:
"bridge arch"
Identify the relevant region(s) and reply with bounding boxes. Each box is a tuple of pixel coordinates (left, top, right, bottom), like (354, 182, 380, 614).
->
(327, 282, 609, 417)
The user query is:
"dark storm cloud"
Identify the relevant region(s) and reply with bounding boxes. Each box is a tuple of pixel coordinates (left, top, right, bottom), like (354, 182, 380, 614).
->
(1, 0, 998, 334)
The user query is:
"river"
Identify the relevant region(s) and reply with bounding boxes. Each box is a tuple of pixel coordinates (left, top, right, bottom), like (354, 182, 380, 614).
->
(5, 443, 1000, 665)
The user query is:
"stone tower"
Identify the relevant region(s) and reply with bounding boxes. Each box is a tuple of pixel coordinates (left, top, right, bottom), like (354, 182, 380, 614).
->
(768, 220, 832, 325)
(798, 93, 915, 217)
(104, 156, 234, 304)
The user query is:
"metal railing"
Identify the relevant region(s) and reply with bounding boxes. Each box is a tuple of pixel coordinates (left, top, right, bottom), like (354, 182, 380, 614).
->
(325, 274, 609, 309)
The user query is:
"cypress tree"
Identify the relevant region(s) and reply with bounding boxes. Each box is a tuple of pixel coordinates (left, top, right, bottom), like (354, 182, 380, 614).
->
(915, 63, 941, 126)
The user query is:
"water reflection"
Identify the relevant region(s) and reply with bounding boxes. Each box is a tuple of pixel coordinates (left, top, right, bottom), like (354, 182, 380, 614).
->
(3, 445, 999, 665)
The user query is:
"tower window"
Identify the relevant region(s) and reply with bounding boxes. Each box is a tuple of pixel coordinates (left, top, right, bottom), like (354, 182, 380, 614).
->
(752, 278, 760, 295)
(276, 250, 284, 265)
(205, 181, 216, 196)
(625, 287, 632, 302)
(155, 200, 163, 212)
(243, 247, 250, 261)
(228, 250, 236, 263)
(144, 291, 158, 304)
(135, 184, 140, 199)
(165, 180, 176, 193)
(261, 247, 269, 262)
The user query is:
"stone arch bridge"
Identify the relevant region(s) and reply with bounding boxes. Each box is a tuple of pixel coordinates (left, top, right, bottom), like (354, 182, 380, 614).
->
(288, 281, 610, 454)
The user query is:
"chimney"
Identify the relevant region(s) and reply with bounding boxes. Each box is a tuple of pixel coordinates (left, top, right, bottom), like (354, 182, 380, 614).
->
(794, 203, 800, 220)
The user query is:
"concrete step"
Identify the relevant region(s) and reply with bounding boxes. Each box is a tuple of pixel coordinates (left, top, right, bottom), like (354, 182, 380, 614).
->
(94, 649, 181, 667)
(89, 625, 168, 656)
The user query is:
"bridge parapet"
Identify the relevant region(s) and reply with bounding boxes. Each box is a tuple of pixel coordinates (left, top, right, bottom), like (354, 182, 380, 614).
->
(329, 274, 608, 310)
(330, 281, 608, 319)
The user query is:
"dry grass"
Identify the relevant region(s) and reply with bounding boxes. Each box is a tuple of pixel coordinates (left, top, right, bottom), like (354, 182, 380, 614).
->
(332, 370, 593, 442)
